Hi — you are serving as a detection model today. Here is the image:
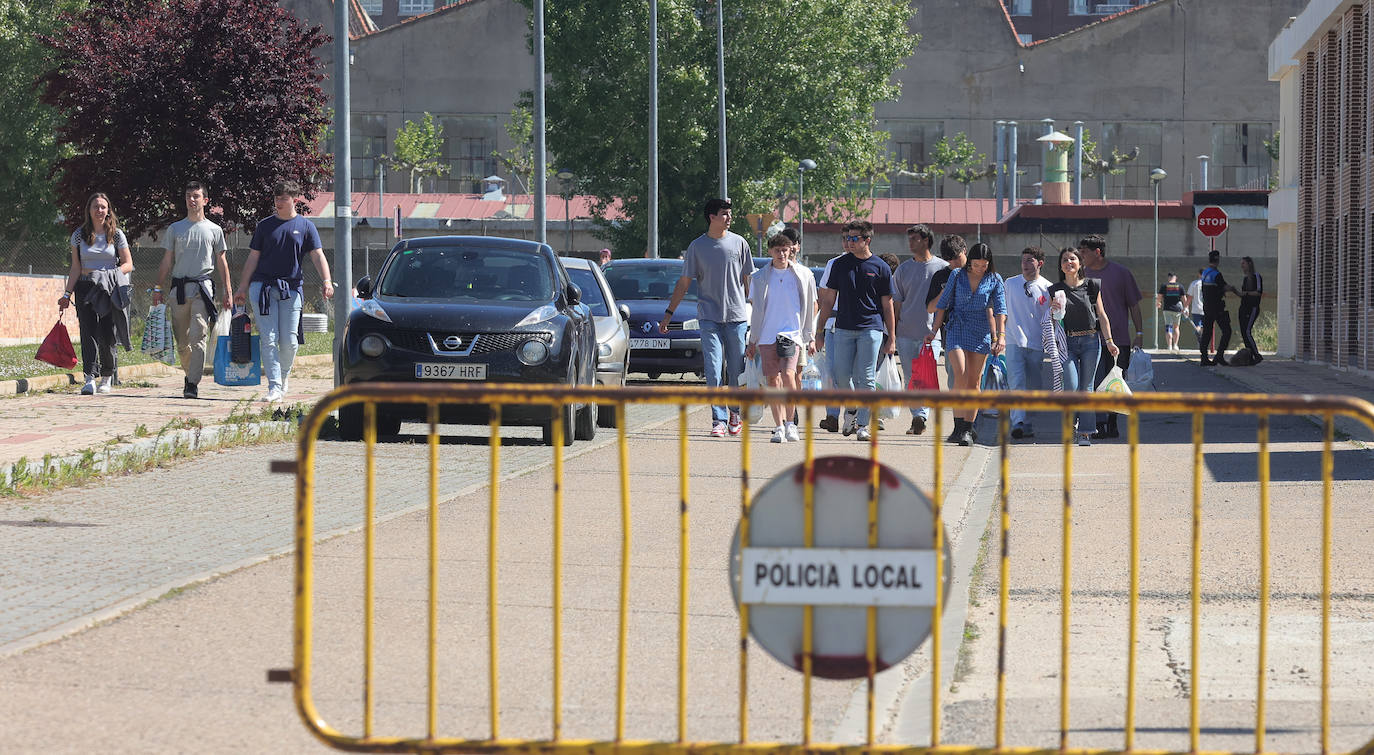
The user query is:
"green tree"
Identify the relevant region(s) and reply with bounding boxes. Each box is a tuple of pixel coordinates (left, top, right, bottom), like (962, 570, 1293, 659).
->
(521, 0, 915, 256)
(0, 0, 82, 267)
(930, 133, 989, 199)
(385, 112, 449, 193)
(492, 102, 536, 195)
(1078, 129, 1139, 200)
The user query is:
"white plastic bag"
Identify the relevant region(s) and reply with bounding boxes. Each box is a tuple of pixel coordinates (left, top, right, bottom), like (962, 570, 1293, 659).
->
(1125, 347, 1154, 391)
(875, 354, 902, 420)
(742, 353, 765, 425)
(1095, 364, 1132, 414)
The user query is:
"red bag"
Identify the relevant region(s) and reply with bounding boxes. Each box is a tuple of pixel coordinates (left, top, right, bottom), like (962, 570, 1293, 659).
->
(908, 344, 939, 391)
(35, 314, 78, 369)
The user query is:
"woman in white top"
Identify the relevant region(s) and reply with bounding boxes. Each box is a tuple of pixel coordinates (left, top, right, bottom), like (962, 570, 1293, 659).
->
(746, 233, 818, 443)
(58, 193, 134, 395)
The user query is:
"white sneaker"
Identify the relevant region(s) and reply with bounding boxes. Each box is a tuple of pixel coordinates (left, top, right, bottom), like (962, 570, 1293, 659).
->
(264, 387, 283, 402)
(785, 423, 800, 442)
(80, 375, 96, 395)
(770, 426, 786, 443)
(856, 426, 872, 442)
(281, 378, 290, 395)
(97, 376, 112, 394)
(841, 413, 858, 436)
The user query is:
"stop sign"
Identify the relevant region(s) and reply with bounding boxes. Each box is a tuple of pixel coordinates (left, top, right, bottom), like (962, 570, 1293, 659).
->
(1197, 206, 1228, 238)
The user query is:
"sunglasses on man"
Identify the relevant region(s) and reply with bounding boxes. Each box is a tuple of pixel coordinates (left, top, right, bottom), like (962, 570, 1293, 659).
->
(842, 234, 867, 242)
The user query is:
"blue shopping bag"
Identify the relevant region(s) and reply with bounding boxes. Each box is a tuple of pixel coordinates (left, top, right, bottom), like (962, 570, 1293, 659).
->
(213, 333, 261, 386)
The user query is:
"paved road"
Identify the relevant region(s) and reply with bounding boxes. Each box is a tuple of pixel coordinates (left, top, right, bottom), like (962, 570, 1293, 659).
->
(1, 353, 1372, 753)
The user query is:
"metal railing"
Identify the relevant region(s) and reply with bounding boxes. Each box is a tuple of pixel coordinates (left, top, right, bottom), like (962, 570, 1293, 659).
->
(277, 383, 1374, 755)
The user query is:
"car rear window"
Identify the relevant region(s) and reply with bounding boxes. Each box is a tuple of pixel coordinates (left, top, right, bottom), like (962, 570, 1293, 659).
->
(566, 267, 609, 317)
(602, 263, 698, 302)
(379, 246, 554, 301)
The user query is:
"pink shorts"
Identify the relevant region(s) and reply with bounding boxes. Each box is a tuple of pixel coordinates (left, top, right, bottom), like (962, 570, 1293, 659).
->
(760, 344, 799, 379)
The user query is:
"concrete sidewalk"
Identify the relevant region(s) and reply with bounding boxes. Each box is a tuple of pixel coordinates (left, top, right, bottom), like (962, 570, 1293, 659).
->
(0, 354, 335, 474)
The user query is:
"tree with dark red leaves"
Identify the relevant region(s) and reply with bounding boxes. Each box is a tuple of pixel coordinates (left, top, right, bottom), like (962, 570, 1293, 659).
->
(40, 0, 332, 239)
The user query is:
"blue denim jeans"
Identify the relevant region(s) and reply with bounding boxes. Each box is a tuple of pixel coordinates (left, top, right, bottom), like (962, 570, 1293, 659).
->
(700, 319, 747, 424)
(819, 336, 840, 419)
(830, 328, 884, 426)
(1004, 343, 1045, 428)
(248, 281, 302, 392)
(1062, 334, 1101, 433)
(895, 336, 932, 421)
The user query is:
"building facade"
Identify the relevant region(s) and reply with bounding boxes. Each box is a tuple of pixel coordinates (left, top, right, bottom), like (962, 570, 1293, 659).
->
(1001, 0, 1154, 44)
(1270, 0, 1373, 371)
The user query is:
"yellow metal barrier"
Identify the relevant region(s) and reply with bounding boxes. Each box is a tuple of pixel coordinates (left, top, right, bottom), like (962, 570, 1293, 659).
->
(284, 383, 1374, 755)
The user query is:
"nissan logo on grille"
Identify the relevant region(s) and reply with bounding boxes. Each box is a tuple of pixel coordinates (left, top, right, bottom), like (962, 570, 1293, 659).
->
(442, 335, 463, 350)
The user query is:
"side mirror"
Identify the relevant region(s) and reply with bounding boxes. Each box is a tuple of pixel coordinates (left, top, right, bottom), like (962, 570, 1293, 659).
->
(355, 276, 372, 299)
(566, 282, 582, 305)
(618, 304, 631, 321)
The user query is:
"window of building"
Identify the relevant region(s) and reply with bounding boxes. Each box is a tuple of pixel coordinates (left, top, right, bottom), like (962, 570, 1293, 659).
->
(351, 114, 389, 193)
(1018, 33, 1034, 45)
(1069, 0, 1089, 14)
(1210, 122, 1274, 190)
(440, 115, 500, 193)
(1100, 122, 1163, 199)
(1004, 123, 1044, 203)
(359, 0, 382, 15)
(880, 119, 944, 198)
(398, 0, 433, 16)
(1007, 0, 1032, 16)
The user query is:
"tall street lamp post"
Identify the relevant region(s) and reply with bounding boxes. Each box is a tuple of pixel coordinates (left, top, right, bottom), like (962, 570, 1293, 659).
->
(556, 169, 574, 252)
(1150, 168, 1167, 350)
(797, 158, 817, 257)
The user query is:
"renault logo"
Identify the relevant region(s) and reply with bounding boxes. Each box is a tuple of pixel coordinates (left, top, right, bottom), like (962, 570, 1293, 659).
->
(443, 335, 463, 349)
(642, 321, 653, 333)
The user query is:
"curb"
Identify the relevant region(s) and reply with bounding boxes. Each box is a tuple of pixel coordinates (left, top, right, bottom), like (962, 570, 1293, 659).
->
(0, 353, 335, 396)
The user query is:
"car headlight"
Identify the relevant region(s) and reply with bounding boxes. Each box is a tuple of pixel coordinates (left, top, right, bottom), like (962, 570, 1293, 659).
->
(517, 338, 550, 365)
(598, 342, 613, 359)
(516, 304, 558, 327)
(359, 334, 387, 357)
(682, 318, 699, 330)
(361, 299, 392, 323)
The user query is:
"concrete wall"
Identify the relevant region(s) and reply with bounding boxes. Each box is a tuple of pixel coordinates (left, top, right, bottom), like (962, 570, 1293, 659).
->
(0, 275, 82, 345)
(888, 0, 1306, 201)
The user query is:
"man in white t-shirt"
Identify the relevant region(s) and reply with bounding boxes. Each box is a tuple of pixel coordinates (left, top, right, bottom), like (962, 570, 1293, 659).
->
(1003, 246, 1053, 439)
(1185, 267, 1206, 343)
(154, 180, 231, 399)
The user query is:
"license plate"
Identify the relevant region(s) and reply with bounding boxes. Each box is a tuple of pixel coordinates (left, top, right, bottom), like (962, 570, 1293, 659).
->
(415, 362, 487, 380)
(630, 338, 671, 349)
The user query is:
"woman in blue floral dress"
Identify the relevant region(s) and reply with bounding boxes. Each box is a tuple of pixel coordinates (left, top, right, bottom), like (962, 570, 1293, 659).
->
(924, 243, 1006, 446)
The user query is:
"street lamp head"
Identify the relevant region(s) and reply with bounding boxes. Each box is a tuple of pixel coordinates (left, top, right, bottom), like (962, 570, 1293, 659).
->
(555, 169, 575, 181)
(1150, 168, 1167, 183)
(799, 159, 818, 172)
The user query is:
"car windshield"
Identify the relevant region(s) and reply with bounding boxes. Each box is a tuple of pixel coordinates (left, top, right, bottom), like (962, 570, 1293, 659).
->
(566, 267, 609, 317)
(602, 263, 698, 302)
(378, 245, 555, 301)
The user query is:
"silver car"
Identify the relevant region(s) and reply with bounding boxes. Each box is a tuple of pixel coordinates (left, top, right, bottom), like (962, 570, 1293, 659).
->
(561, 257, 629, 427)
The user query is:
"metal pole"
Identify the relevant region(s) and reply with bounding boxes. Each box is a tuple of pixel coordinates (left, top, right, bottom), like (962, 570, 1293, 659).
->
(1152, 179, 1160, 350)
(332, 0, 352, 384)
(648, 0, 659, 258)
(1008, 121, 1019, 210)
(1073, 121, 1084, 204)
(1000, 118, 1011, 215)
(565, 193, 572, 252)
(798, 169, 804, 252)
(715, 0, 727, 198)
(1041, 118, 1054, 175)
(533, 0, 547, 244)
(378, 161, 385, 243)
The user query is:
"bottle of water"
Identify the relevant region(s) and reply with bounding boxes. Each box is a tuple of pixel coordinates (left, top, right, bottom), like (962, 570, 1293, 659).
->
(800, 360, 822, 391)
(1052, 290, 1067, 320)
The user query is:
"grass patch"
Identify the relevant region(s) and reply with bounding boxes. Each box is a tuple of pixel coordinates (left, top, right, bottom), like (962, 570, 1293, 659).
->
(0, 328, 333, 383)
(1252, 311, 1278, 352)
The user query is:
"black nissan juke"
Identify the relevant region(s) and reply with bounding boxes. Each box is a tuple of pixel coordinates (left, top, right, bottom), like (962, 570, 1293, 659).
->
(337, 236, 597, 446)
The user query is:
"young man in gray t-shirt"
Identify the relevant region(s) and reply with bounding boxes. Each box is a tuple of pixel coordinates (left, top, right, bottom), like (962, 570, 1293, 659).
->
(659, 198, 755, 437)
(154, 181, 231, 399)
(891, 224, 947, 435)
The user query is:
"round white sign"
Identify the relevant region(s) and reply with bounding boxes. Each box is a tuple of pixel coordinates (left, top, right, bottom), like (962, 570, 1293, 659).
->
(728, 455, 949, 679)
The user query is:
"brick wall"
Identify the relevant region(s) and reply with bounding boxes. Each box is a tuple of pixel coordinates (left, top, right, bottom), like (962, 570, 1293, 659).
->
(0, 274, 83, 346)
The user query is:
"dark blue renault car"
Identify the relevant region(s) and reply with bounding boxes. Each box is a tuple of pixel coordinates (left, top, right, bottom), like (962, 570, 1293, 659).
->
(338, 236, 597, 445)
(601, 259, 704, 379)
